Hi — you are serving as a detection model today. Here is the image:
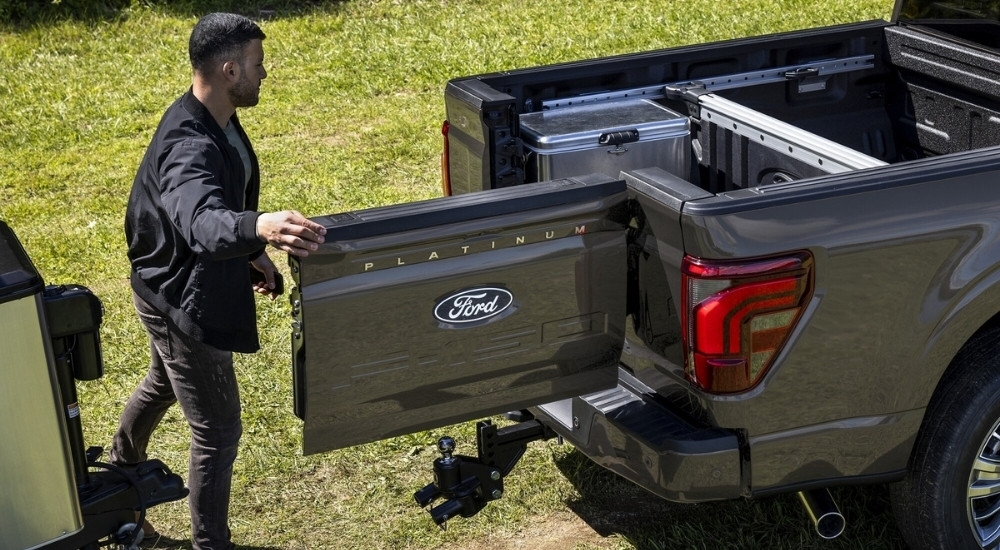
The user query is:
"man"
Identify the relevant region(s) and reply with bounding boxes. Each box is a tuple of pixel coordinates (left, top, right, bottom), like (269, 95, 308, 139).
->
(110, 13, 326, 550)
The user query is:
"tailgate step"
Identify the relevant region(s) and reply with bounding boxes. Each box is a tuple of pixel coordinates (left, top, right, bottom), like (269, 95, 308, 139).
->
(536, 369, 744, 501)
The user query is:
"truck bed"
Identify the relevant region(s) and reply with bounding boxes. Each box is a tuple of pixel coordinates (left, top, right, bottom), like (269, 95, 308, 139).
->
(443, 22, 1000, 195)
(686, 25, 1000, 191)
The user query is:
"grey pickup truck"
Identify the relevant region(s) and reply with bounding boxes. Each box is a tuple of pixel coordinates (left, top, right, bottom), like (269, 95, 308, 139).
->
(290, 0, 1000, 548)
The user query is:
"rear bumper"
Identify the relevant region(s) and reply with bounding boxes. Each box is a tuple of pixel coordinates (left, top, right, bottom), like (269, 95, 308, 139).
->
(532, 369, 744, 502)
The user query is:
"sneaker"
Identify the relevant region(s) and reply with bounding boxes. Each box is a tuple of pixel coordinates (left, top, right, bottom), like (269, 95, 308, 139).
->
(141, 519, 159, 539)
(133, 513, 159, 543)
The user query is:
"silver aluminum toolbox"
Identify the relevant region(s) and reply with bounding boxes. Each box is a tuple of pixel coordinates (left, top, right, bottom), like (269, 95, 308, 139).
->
(520, 98, 690, 182)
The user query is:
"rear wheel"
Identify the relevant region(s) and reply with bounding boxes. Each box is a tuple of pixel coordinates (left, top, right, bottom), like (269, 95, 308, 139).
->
(891, 326, 1000, 550)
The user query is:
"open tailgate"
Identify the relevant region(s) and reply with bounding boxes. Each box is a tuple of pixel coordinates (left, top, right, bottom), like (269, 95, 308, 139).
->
(290, 174, 629, 454)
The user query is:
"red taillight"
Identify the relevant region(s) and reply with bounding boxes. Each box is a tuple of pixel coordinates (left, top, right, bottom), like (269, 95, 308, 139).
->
(441, 120, 452, 196)
(681, 252, 814, 394)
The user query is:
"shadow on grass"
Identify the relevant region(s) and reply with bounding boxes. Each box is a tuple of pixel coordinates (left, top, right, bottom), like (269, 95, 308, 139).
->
(551, 449, 908, 550)
(1, 0, 348, 30)
(139, 534, 282, 550)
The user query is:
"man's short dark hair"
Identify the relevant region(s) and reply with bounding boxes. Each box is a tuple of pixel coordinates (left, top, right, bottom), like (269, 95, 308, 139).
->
(189, 13, 266, 74)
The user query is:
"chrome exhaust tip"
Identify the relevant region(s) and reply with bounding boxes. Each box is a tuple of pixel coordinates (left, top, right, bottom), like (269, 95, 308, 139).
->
(797, 488, 846, 539)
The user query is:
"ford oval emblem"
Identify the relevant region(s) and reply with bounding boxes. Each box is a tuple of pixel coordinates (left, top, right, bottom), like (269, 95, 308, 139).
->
(434, 286, 514, 326)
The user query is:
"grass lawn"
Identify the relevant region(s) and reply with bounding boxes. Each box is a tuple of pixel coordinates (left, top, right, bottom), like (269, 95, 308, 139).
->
(1, 0, 906, 548)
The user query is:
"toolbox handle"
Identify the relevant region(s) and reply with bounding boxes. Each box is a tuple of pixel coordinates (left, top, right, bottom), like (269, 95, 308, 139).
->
(599, 129, 639, 147)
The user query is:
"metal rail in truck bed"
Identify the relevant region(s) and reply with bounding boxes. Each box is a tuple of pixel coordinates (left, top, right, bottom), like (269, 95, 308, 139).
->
(539, 54, 875, 110)
(697, 93, 887, 178)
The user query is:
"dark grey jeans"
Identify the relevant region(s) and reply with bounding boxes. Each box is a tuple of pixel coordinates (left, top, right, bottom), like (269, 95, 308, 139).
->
(110, 292, 242, 550)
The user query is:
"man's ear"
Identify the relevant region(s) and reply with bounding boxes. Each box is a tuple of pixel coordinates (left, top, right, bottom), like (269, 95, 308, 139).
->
(222, 60, 240, 81)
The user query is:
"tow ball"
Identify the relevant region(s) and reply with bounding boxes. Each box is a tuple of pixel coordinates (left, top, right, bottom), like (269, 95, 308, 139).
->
(414, 418, 553, 527)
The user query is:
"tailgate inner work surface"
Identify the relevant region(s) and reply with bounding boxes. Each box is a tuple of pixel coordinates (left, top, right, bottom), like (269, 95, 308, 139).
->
(291, 175, 630, 454)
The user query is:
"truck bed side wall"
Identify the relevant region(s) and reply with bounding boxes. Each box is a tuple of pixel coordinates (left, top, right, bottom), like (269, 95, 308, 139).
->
(671, 153, 1000, 491)
(885, 26, 1000, 158)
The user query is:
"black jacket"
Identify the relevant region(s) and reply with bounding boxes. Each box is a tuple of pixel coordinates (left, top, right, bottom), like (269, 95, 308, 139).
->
(125, 89, 266, 353)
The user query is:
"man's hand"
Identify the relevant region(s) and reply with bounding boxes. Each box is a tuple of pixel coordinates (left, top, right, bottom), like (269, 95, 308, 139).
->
(256, 210, 327, 257)
(250, 253, 282, 300)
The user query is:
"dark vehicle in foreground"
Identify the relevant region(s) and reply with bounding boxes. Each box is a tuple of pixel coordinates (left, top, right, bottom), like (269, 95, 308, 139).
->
(289, 0, 1000, 548)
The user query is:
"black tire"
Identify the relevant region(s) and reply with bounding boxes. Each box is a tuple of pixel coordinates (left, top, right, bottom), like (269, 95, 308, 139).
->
(891, 325, 1000, 550)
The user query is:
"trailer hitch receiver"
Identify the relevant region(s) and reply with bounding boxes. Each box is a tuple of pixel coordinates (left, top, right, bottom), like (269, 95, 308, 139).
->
(413, 418, 553, 527)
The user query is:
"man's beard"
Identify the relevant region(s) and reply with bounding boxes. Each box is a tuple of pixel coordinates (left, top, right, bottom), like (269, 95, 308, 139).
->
(230, 72, 260, 108)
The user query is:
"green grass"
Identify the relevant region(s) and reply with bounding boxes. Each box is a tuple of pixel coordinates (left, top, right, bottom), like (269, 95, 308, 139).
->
(0, 1, 904, 548)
